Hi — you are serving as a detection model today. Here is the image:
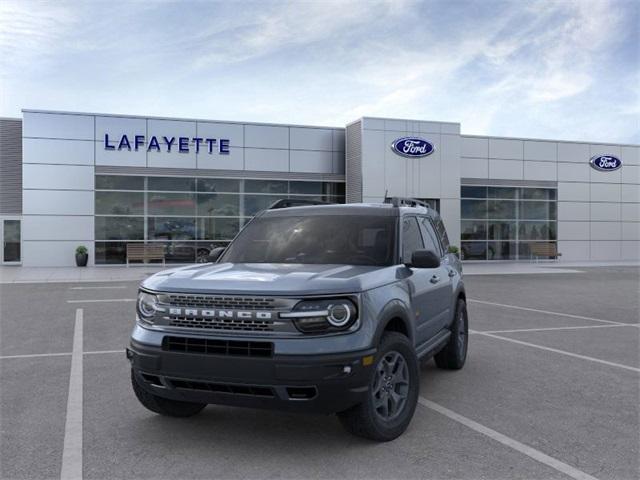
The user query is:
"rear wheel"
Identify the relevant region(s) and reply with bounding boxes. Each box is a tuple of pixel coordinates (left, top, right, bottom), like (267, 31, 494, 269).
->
(131, 370, 206, 417)
(338, 332, 419, 441)
(434, 299, 468, 370)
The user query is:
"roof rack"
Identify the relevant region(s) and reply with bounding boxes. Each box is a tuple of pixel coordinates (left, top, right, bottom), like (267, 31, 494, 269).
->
(383, 197, 431, 209)
(268, 198, 333, 210)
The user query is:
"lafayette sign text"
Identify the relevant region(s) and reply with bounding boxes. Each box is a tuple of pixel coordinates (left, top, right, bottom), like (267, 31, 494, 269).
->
(104, 134, 230, 154)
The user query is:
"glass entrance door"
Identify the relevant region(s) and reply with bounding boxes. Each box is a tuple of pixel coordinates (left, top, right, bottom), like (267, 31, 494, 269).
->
(2, 219, 21, 263)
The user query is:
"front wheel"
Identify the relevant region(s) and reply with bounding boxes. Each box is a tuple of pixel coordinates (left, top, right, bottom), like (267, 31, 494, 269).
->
(131, 370, 206, 417)
(434, 299, 468, 370)
(338, 332, 419, 441)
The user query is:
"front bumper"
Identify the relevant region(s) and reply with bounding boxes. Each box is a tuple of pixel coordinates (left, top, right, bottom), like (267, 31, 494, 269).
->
(128, 338, 376, 414)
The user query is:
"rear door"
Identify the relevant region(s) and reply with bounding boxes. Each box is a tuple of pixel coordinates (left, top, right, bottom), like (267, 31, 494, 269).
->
(401, 216, 445, 345)
(418, 216, 453, 332)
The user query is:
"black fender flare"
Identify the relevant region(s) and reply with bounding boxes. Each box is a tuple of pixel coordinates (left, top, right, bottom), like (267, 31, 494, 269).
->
(372, 299, 414, 346)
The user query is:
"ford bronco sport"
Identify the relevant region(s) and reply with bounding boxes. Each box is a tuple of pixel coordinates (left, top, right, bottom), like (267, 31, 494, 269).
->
(128, 198, 468, 441)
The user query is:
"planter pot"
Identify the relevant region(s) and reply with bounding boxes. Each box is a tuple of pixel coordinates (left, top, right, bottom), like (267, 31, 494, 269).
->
(75, 253, 88, 267)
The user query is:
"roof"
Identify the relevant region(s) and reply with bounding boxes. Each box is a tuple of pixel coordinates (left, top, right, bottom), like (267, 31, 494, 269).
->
(261, 202, 436, 218)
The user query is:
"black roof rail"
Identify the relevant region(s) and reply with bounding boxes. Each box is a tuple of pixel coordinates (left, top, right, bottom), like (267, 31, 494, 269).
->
(268, 198, 333, 210)
(383, 197, 431, 209)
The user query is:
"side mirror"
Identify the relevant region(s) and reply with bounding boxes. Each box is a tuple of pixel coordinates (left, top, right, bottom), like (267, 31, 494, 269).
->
(408, 249, 440, 269)
(207, 247, 226, 263)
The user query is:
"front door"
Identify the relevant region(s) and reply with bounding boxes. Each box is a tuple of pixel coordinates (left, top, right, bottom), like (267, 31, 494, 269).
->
(2, 219, 21, 264)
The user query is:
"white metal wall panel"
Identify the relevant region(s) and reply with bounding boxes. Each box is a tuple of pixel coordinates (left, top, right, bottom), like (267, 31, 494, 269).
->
(22, 215, 93, 241)
(621, 241, 640, 259)
(440, 135, 461, 198)
(461, 137, 488, 158)
(23, 164, 94, 190)
(621, 203, 640, 221)
(590, 203, 621, 222)
(557, 241, 589, 261)
(23, 138, 94, 166)
(558, 162, 590, 182)
(197, 147, 243, 170)
(461, 158, 489, 178)
(590, 240, 621, 260)
(524, 161, 556, 181)
(23, 112, 94, 140)
(290, 128, 333, 151)
(524, 141, 556, 161)
(244, 125, 288, 149)
(590, 183, 621, 202)
(557, 142, 590, 163)
(621, 146, 640, 165)
(244, 148, 289, 171)
(290, 150, 333, 173)
(488, 159, 523, 180)
(558, 182, 590, 201)
(22, 240, 95, 267)
(622, 185, 640, 203)
(489, 138, 523, 160)
(558, 221, 590, 240)
(558, 202, 590, 221)
(590, 222, 621, 240)
(23, 190, 94, 215)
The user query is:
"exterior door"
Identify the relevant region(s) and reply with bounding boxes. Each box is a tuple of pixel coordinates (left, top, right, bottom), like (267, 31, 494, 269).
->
(2, 219, 21, 264)
(401, 216, 446, 345)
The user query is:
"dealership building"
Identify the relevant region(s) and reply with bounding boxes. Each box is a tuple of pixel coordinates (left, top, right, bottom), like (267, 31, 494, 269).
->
(0, 109, 638, 267)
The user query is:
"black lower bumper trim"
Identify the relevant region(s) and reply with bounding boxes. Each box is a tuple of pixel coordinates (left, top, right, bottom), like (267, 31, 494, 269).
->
(128, 340, 375, 414)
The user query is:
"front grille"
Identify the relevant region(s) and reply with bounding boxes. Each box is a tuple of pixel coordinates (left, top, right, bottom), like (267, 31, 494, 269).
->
(163, 336, 273, 357)
(168, 378, 275, 397)
(168, 316, 274, 332)
(166, 294, 277, 310)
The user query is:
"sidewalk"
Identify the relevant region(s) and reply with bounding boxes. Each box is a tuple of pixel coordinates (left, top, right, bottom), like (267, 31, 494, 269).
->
(1, 261, 637, 284)
(0, 265, 167, 284)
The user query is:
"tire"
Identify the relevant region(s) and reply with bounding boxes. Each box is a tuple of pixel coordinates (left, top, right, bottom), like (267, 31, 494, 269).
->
(434, 299, 468, 370)
(131, 370, 206, 417)
(196, 249, 210, 263)
(338, 332, 419, 442)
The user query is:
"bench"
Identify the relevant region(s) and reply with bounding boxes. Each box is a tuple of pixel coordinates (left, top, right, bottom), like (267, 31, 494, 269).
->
(126, 244, 165, 266)
(529, 242, 561, 262)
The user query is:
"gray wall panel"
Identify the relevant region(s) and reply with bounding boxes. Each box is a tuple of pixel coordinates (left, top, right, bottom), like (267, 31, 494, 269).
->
(0, 118, 22, 214)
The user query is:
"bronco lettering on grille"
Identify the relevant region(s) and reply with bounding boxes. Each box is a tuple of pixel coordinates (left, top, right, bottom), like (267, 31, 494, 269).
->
(168, 308, 273, 320)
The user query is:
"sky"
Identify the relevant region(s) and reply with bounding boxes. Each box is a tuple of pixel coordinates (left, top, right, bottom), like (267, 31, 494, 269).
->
(0, 0, 638, 143)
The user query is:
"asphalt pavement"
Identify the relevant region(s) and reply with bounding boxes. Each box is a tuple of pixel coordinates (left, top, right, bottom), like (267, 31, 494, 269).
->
(1, 266, 638, 480)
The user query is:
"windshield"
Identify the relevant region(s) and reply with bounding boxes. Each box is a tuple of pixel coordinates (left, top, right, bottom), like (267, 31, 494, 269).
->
(220, 215, 397, 266)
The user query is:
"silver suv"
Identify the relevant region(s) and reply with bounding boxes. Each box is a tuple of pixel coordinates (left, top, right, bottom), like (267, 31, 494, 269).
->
(127, 198, 468, 441)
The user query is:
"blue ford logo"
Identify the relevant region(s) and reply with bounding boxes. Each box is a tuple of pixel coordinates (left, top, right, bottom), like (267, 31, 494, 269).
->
(590, 155, 622, 172)
(391, 137, 434, 158)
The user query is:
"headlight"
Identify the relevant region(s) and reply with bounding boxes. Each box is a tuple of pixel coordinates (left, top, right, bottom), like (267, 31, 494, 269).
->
(281, 298, 358, 334)
(137, 291, 159, 324)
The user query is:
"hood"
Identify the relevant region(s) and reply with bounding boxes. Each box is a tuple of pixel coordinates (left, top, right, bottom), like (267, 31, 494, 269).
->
(141, 262, 398, 296)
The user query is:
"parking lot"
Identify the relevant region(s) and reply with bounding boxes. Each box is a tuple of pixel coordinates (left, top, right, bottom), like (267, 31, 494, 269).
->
(1, 266, 638, 480)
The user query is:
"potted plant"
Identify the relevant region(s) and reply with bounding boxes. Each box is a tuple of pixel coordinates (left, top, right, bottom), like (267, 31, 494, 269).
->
(75, 245, 88, 267)
(448, 245, 460, 259)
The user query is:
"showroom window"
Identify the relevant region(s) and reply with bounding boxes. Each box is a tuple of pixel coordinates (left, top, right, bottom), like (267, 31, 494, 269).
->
(95, 175, 345, 264)
(461, 185, 557, 260)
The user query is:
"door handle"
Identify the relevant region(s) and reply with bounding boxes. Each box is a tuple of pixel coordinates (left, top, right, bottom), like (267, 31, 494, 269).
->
(430, 275, 440, 284)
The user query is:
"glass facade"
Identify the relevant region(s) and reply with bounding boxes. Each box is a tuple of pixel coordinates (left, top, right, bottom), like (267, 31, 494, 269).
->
(95, 175, 345, 264)
(461, 186, 557, 260)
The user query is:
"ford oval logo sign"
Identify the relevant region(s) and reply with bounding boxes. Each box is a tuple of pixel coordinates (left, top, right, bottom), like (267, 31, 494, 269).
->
(590, 155, 622, 172)
(391, 137, 435, 158)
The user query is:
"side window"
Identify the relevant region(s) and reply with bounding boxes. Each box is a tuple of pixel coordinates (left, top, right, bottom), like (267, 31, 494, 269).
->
(419, 217, 442, 256)
(402, 217, 424, 264)
(434, 217, 450, 250)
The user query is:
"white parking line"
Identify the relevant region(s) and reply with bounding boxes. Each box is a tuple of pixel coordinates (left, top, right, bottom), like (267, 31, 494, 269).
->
(468, 299, 626, 326)
(0, 352, 71, 360)
(473, 324, 639, 334)
(418, 397, 599, 480)
(66, 298, 136, 304)
(69, 286, 127, 290)
(0, 349, 124, 360)
(60, 308, 83, 480)
(473, 330, 640, 373)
